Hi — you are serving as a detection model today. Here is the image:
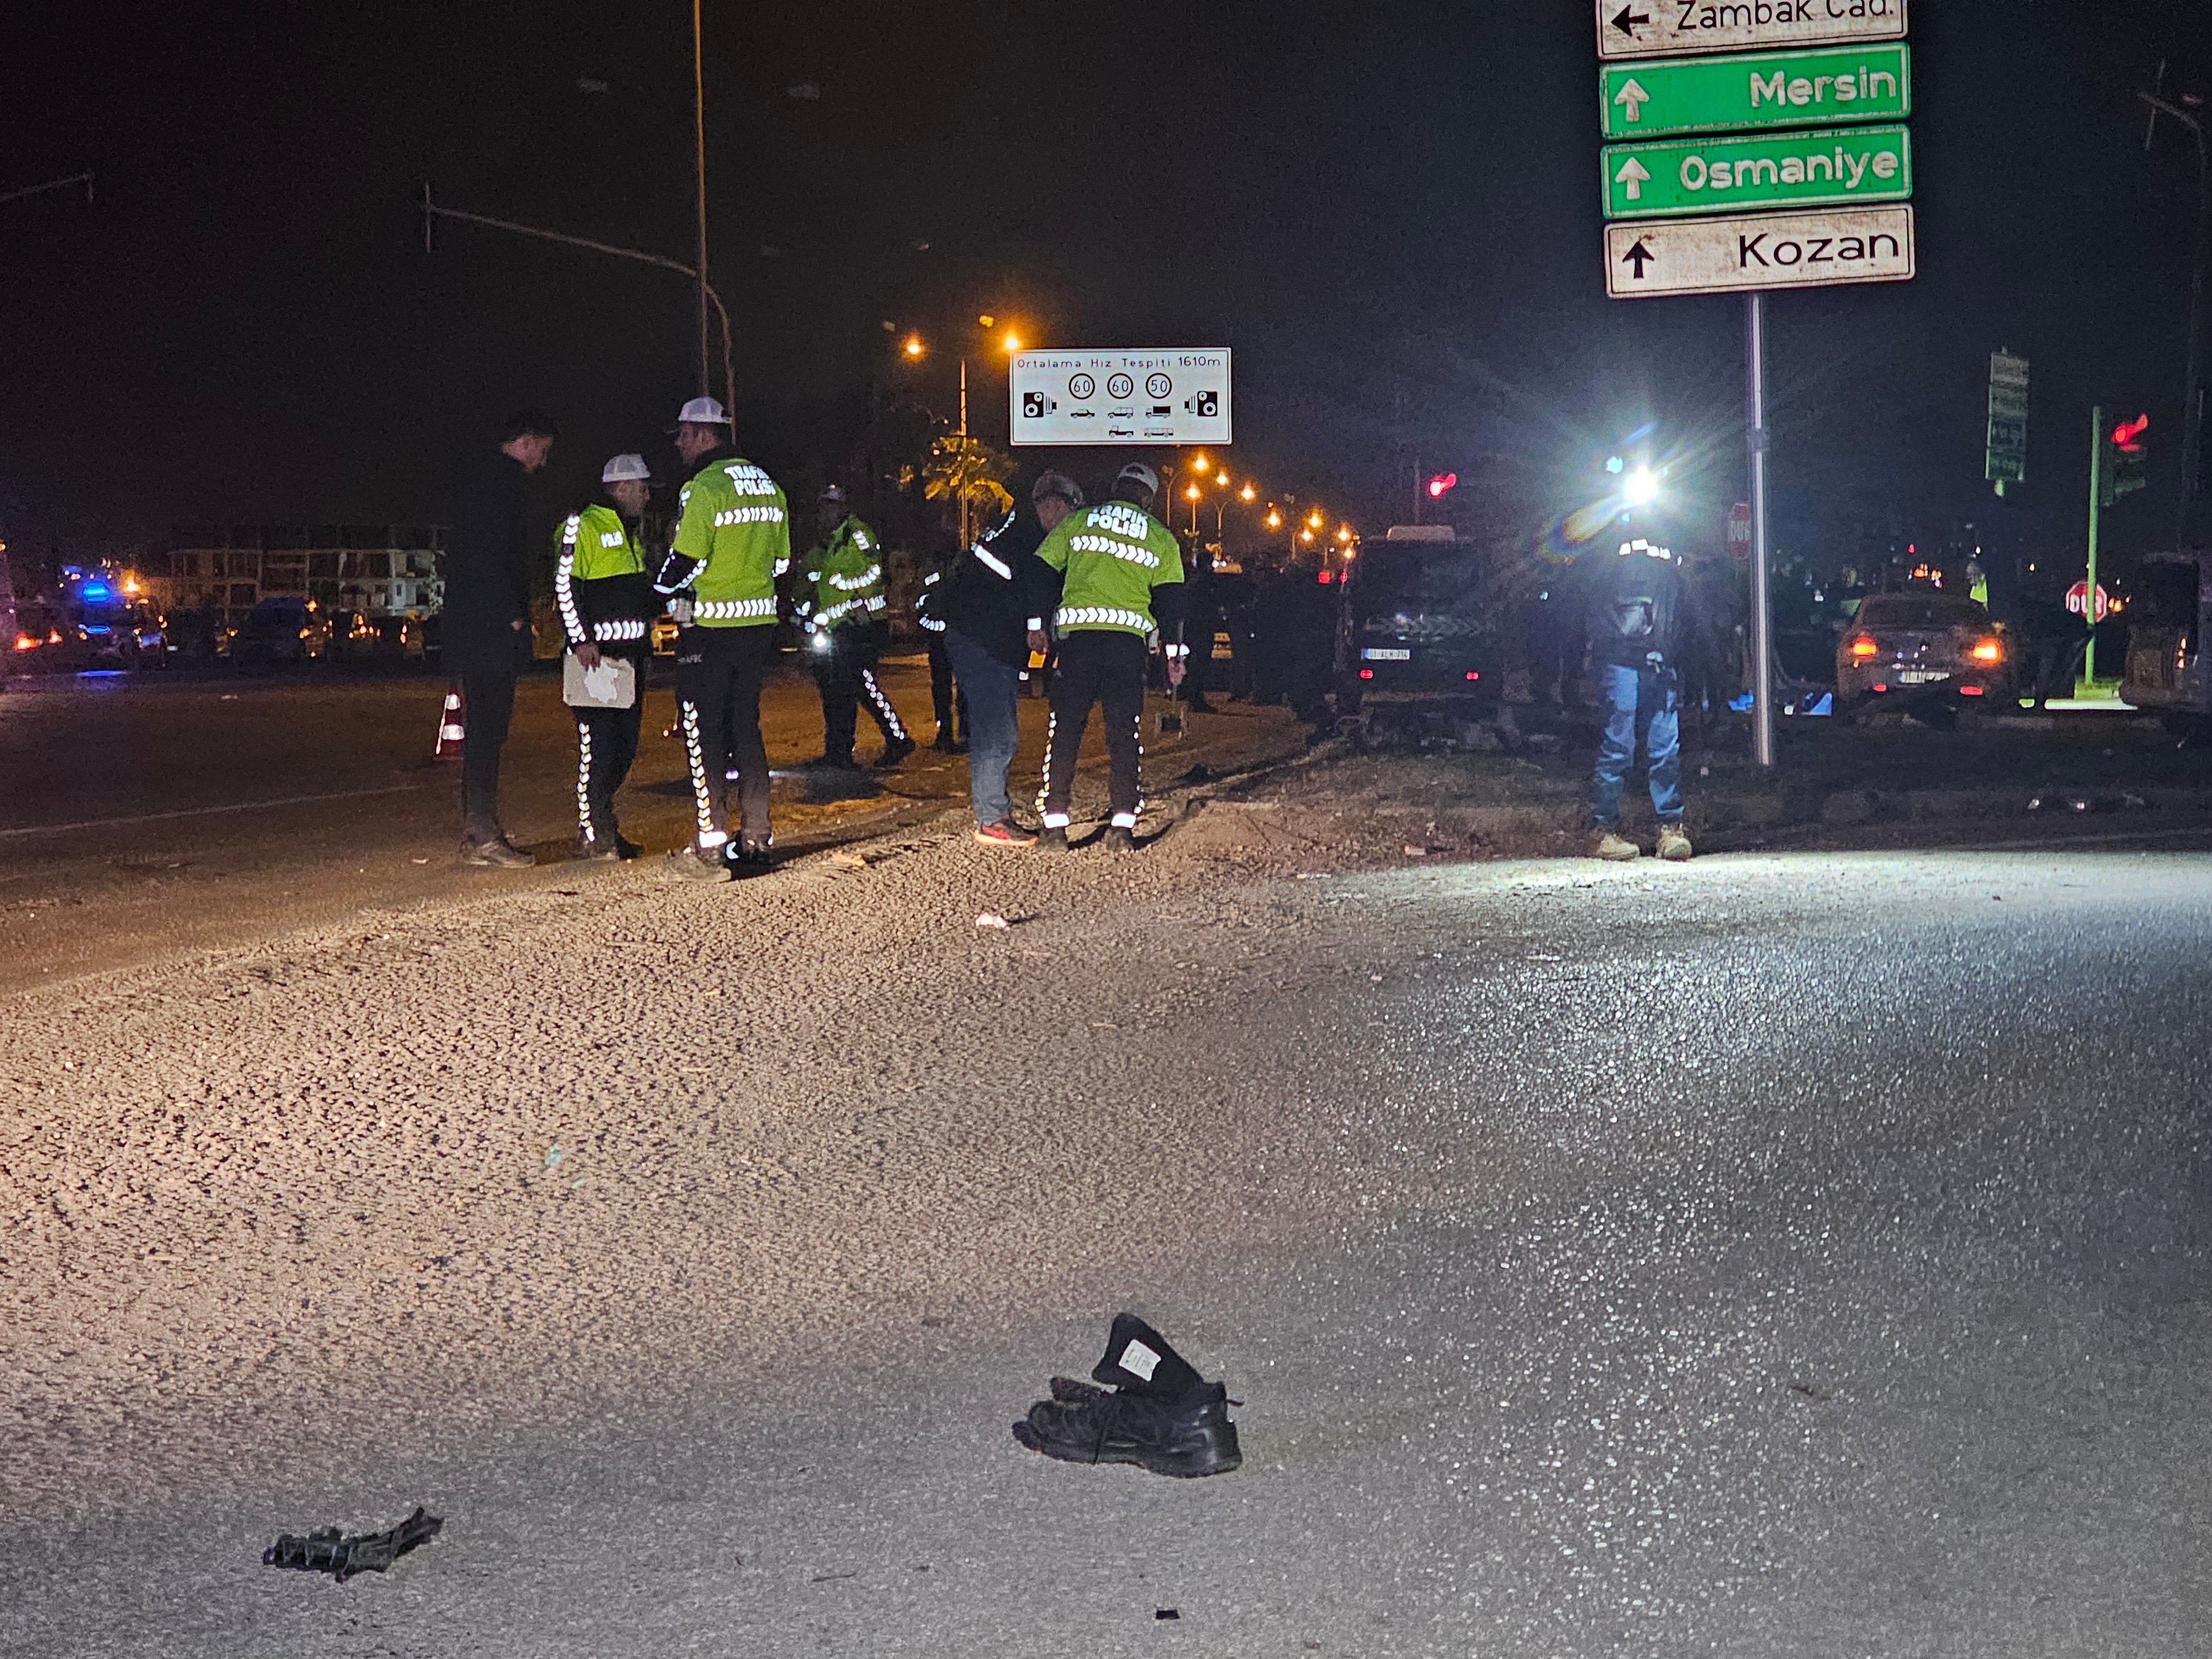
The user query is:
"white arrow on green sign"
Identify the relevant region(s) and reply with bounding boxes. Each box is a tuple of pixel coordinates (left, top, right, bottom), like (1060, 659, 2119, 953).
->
(1603, 124, 1910, 218)
(1599, 44, 1909, 139)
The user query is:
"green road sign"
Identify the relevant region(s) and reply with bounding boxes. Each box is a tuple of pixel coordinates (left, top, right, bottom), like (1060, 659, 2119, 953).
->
(1599, 43, 1910, 139)
(1602, 124, 1910, 219)
(1986, 351, 2028, 486)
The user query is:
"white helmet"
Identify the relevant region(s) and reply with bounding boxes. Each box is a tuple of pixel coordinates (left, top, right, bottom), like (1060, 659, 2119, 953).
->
(601, 453, 651, 483)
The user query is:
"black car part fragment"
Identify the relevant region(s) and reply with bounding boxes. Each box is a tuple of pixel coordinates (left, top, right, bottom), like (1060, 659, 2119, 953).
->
(264, 1507, 443, 1581)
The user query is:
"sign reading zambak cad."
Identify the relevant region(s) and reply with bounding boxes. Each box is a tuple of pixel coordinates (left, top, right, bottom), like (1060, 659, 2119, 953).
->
(1604, 205, 1913, 298)
(1604, 124, 1909, 217)
(1595, 0, 1906, 61)
(1009, 349, 1231, 447)
(1599, 44, 1908, 138)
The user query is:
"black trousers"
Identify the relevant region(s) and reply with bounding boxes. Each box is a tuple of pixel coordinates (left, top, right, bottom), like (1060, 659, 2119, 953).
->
(812, 624, 907, 760)
(926, 632, 967, 740)
(1041, 630, 1147, 828)
(676, 625, 774, 848)
(573, 648, 646, 841)
(458, 666, 518, 839)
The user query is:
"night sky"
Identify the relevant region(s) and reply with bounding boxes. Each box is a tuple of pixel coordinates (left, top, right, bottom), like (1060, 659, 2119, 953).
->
(4, 1, 2209, 578)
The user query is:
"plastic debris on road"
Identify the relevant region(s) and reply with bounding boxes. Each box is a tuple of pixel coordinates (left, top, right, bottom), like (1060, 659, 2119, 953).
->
(975, 913, 1012, 930)
(264, 1507, 442, 1581)
(1012, 1313, 1241, 1479)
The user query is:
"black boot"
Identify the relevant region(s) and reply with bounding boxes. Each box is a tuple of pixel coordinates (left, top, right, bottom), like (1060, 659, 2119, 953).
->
(1011, 1313, 1241, 1478)
(1101, 825, 1136, 854)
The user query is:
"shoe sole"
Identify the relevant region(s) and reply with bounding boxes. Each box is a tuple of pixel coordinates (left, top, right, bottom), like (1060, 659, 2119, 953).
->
(975, 833, 1036, 848)
(1011, 1419, 1241, 1479)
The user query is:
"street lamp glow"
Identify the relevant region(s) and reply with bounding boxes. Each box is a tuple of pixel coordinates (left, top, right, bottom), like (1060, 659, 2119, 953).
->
(901, 333, 926, 358)
(1336, 525, 1353, 543)
(1189, 452, 1209, 472)
(1307, 509, 1325, 529)
(1186, 483, 1203, 502)
(1624, 466, 1661, 507)
(1001, 333, 1021, 353)
(1240, 484, 1256, 503)
(1265, 509, 1282, 529)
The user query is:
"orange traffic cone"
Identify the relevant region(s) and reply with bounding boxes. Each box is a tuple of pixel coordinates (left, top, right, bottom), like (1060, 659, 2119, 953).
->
(432, 685, 466, 758)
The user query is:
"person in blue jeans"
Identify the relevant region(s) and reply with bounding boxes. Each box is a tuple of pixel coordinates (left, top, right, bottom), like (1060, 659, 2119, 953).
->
(917, 472, 1078, 846)
(1587, 535, 1694, 862)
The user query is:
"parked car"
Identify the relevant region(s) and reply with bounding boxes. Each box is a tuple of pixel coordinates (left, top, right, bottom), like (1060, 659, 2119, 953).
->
(229, 597, 332, 668)
(1334, 528, 1496, 718)
(2122, 550, 2209, 735)
(70, 603, 165, 668)
(161, 608, 227, 665)
(1835, 591, 2011, 723)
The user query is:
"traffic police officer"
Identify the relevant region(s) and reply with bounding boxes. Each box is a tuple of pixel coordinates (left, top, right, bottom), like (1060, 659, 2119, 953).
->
(793, 484, 913, 768)
(555, 452, 655, 858)
(1031, 461, 1187, 852)
(654, 397, 792, 880)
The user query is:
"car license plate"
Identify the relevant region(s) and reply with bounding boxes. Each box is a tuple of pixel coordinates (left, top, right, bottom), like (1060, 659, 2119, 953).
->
(1897, 669, 1950, 685)
(1362, 648, 1411, 661)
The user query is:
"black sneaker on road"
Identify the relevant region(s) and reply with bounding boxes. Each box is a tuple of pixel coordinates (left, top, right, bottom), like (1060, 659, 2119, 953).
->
(726, 839, 776, 877)
(460, 836, 535, 869)
(1013, 1380, 1241, 1479)
(876, 736, 916, 768)
(665, 846, 731, 884)
(1037, 825, 1069, 852)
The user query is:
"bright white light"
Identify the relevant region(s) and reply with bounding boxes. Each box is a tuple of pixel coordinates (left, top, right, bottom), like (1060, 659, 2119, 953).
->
(1624, 467, 1661, 507)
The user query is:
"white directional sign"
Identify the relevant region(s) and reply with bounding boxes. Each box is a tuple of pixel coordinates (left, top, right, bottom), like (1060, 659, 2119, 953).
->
(1595, 0, 1907, 62)
(1009, 349, 1232, 447)
(1604, 204, 1914, 298)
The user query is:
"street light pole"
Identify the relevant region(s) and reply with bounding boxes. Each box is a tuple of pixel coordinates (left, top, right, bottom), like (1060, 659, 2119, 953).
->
(1746, 290, 1776, 770)
(2138, 91, 2207, 546)
(420, 189, 737, 416)
(692, 0, 712, 401)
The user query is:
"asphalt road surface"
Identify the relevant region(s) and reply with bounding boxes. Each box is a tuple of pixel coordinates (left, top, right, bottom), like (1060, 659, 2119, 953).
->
(0, 659, 1301, 993)
(2, 808, 2205, 1653)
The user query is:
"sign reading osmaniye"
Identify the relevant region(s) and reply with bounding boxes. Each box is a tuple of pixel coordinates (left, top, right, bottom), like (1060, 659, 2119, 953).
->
(1594, 0, 1907, 62)
(1603, 124, 1909, 217)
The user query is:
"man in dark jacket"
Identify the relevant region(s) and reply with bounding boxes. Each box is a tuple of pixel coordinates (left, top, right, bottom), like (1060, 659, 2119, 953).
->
(1585, 530, 1698, 862)
(444, 410, 556, 867)
(921, 470, 1075, 846)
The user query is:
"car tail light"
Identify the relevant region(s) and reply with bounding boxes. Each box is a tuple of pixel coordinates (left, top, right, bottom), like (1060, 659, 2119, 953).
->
(1960, 685, 1985, 696)
(1464, 671, 1480, 681)
(1871, 682, 1888, 693)
(13, 634, 38, 651)
(1969, 637, 2003, 664)
(1849, 636, 1880, 659)
(1358, 667, 1374, 680)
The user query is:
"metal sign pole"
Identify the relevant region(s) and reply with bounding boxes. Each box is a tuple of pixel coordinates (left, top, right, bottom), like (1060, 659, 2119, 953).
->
(1746, 289, 1776, 768)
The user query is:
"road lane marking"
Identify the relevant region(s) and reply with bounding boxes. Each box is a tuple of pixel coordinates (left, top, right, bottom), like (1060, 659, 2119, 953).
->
(0, 781, 448, 841)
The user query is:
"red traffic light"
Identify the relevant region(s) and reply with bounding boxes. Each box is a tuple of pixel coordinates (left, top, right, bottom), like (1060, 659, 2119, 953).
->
(2111, 413, 2150, 452)
(1426, 472, 1458, 499)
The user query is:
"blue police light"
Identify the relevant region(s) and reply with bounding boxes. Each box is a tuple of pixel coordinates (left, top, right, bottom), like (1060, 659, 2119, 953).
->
(82, 582, 112, 601)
